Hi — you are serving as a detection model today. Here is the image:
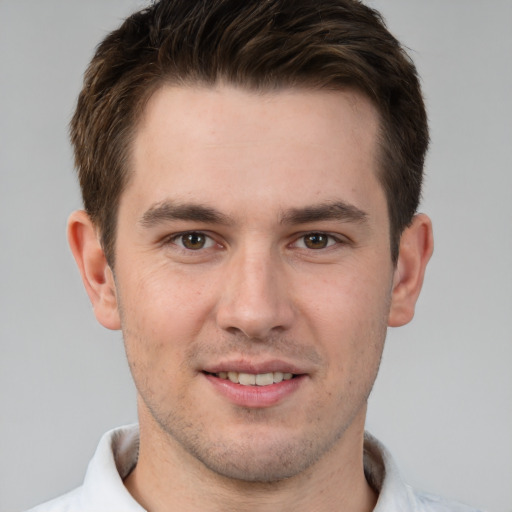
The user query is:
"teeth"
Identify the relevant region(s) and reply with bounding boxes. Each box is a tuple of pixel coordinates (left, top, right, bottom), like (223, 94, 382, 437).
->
(215, 371, 295, 386)
(239, 373, 256, 385)
(255, 373, 273, 386)
(273, 371, 284, 383)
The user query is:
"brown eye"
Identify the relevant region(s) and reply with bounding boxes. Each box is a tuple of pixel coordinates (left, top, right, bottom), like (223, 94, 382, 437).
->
(180, 232, 208, 250)
(303, 233, 330, 249)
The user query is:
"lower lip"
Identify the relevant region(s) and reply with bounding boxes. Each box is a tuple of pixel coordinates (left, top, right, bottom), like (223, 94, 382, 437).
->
(203, 373, 305, 408)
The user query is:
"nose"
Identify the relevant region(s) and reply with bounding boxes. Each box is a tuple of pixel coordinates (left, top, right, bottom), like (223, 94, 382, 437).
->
(215, 246, 295, 340)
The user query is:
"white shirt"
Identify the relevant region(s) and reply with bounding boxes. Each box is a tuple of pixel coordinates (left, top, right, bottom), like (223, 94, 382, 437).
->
(26, 425, 482, 512)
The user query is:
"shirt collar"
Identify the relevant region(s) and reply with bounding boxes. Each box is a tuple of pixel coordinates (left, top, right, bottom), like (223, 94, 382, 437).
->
(80, 425, 419, 511)
(81, 424, 144, 511)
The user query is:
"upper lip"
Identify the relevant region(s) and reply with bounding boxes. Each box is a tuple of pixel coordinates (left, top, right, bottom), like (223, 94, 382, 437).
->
(202, 359, 309, 375)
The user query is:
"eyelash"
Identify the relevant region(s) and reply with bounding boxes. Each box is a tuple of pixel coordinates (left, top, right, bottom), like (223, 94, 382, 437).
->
(291, 232, 343, 250)
(167, 231, 218, 251)
(164, 231, 345, 252)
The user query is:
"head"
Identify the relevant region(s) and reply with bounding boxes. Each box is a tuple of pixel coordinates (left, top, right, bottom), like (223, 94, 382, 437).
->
(70, 0, 428, 267)
(67, 0, 433, 492)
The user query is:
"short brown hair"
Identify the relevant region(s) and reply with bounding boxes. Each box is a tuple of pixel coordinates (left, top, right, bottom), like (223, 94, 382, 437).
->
(71, 0, 428, 265)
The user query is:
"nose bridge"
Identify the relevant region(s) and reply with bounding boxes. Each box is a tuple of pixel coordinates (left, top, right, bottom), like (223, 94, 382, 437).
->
(216, 240, 293, 339)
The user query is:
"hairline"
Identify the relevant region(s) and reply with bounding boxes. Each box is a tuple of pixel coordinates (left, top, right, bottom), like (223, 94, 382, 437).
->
(101, 78, 400, 268)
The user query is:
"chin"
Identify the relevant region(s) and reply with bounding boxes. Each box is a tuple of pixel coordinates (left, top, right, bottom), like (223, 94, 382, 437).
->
(197, 445, 315, 483)
(180, 426, 338, 484)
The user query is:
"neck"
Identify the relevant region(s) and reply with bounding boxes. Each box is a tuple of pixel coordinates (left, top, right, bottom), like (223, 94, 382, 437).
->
(124, 405, 377, 512)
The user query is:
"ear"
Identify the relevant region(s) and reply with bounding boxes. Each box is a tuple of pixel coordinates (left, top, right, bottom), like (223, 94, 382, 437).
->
(388, 213, 434, 327)
(67, 210, 121, 330)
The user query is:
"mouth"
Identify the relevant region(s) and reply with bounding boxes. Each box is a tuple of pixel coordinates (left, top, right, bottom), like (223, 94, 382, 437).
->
(202, 365, 306, 407)
(205, 371, 296, 386)
(201, 360, 308, 407)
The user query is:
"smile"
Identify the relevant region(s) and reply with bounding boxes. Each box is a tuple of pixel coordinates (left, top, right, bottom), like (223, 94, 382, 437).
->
(203, 369, 305, 407)
(213, 371, 295, 386)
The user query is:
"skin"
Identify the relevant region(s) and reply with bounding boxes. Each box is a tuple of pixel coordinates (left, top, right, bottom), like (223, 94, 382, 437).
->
(69, 85, 433, 511)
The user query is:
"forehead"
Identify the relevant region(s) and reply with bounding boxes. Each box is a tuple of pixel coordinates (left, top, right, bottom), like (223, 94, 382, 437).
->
(125, 84, 384, 221)
(135, 84, 379, 157)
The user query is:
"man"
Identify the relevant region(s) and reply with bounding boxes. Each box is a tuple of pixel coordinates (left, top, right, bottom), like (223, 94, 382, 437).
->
(28, 0, 480, 510)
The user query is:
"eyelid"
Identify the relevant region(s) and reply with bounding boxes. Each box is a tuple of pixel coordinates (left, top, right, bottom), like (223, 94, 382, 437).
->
(290, 231, 347, 250)
(160, 230, 348, 252)
(164, 230, 219, 250)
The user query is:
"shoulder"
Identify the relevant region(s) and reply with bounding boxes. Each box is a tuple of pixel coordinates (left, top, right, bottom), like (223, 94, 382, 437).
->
(24, 487, 83, 512)
(23, 425, 141, 512)
(411, 488, 485, 512)
(363, 432, 485, 512)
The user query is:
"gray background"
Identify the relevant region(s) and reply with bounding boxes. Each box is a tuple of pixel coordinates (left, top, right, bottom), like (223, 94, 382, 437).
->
(1, 1, 511, 511)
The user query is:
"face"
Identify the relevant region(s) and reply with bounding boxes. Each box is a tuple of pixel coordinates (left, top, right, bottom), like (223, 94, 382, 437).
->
(113, 85, 395, 482)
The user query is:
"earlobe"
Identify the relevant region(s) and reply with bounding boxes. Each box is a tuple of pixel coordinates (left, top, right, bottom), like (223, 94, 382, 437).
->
(388, 214, 434, 327)
(67, 210, 121, 330)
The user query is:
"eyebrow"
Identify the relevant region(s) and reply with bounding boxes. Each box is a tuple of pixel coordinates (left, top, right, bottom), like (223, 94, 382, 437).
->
(139, 201, 232, 228)
(139, 199, 368, 229)
(279, 201, 368, 225)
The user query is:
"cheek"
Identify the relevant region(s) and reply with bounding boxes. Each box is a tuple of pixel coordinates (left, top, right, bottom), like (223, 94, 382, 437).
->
(116, 263, 218, 372)
(122, 260, 216, 320)
(296, 258, 392, 324)
(293, 262, 390, 369)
